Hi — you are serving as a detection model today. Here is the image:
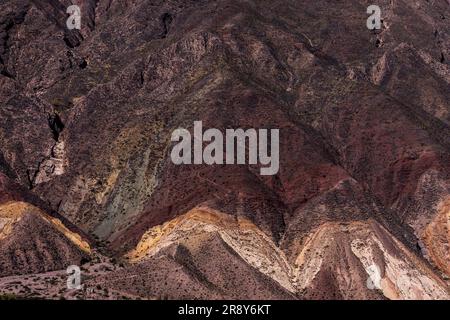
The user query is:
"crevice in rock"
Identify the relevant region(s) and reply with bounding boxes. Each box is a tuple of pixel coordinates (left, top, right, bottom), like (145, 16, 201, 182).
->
(159, 13, 173, 39)
(375, 38, 383, 48)
(140, 70, 145, 85)
(1, 20, 15, 62)
(48, 113, 65, 141)
(63, 33, 83, 48)
(79, 59, 88, 69)
(26, 169, 34, 189)
(26, 157, 45, 190)
(440, 52, 445, 64)
(0, 68, 14, 79)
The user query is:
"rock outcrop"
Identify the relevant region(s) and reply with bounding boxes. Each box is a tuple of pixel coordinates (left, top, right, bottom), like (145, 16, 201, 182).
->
(0, 0, 449, 299)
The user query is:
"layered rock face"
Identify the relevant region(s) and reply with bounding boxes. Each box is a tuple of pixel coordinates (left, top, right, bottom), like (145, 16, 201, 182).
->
(0, 0, 449, 299)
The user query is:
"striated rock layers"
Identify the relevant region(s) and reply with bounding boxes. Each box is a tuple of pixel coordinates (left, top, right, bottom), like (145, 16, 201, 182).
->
(0, 0, 449, 299)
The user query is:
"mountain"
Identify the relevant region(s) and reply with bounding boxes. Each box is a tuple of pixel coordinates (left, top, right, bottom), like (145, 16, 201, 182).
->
(0, 0, 449, 299)
(0, 172, 91, 277)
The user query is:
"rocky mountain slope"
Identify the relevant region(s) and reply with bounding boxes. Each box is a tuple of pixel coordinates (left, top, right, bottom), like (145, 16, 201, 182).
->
(0, 0, 449, 299)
